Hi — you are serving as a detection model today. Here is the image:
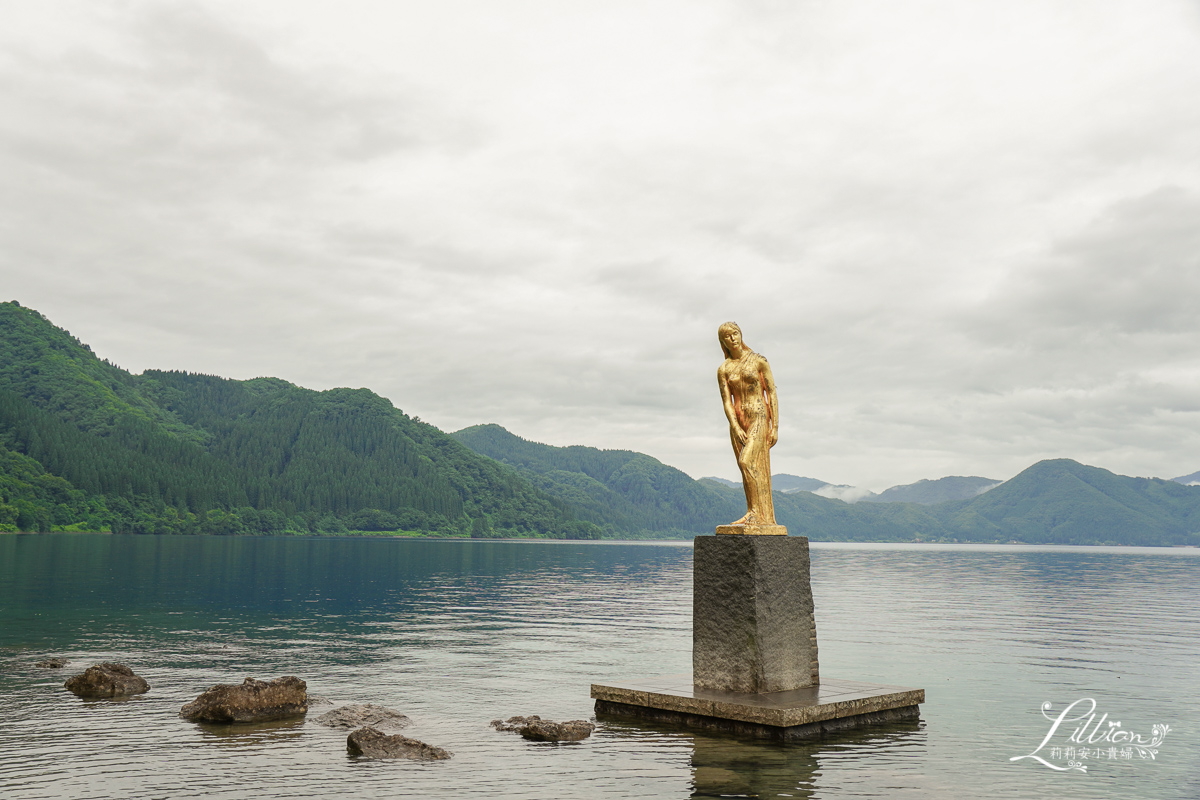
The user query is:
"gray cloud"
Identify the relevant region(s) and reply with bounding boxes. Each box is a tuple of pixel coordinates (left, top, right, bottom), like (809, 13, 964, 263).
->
(3, 0, 1200, 490)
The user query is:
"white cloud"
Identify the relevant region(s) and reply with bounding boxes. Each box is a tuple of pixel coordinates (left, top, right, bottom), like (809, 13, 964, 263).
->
(813, 485, 877, 504)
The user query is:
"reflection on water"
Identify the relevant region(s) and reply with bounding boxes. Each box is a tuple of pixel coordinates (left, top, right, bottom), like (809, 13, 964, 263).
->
(191, 717, 309, 747)
(600, 711, 924, 799)
(0, 535, 1197, 799)
(691, 731, 821, 799)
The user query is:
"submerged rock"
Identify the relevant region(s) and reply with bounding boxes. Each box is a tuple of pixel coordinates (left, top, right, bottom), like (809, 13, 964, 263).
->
(64, 663, 150, 698)
(316, 704, 411, 731)
(346, 727, 452, 760)
(36, 657, 69, 669)
(180, 676, 307, 723)
(491, 715, 595, 741)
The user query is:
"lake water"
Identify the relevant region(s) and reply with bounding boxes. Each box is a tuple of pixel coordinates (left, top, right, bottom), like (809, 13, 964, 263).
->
(0, 534, 1196, 799)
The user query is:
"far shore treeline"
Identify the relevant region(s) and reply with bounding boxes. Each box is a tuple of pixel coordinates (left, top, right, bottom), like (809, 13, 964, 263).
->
(2, 301, 1199, 546)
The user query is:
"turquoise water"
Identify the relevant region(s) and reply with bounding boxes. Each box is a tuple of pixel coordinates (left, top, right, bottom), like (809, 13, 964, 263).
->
(1, 535, 1196, 799)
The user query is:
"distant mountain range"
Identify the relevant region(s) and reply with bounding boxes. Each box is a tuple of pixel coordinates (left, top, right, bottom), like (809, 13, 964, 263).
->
(451, 423, 736, 538)
(454, 427, 1200, 545)
(863, 475, 1002, 504)
(2, 300, 1199, 546)
(706, 474, 1001, 505)
(1172, 470, 1200, 486)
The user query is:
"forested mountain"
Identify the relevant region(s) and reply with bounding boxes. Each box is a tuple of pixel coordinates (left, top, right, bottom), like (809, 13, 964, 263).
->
(3, 301, 1198, 545)
(0, 302, 593, 538)
(451, 423, 741, 537)
(932, 459, 1200, 546)
(451, 424, 1200, 545)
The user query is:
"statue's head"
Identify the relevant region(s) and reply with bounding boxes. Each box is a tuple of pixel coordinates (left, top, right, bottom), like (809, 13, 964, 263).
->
(718, 321, 743, 359)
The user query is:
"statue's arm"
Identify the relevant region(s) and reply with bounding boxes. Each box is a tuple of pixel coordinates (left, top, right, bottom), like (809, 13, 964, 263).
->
(759, 357, 779, 447)
(718, 365, 745, 444)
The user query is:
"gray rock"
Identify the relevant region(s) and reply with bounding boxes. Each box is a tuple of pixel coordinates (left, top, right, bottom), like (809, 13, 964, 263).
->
(316, 704, 411, 731)
(36, 657, 69, 669)
(64, 663, 149, 698)
(490, 714, 541, 732)
(346, 727, 452, 759)
(491, 715, 595, 741)
(180, 676, 307, 723)
(519, 719, 595, 742)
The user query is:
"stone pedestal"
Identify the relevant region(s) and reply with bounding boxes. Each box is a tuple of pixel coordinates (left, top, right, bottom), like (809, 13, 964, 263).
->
(592, 675, 923, 741)
(693, 535, 817, 693)
(591, 530, 924, 740)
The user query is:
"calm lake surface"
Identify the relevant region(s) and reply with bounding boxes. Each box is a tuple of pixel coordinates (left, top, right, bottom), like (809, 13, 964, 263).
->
(1, 534, 1196, 799)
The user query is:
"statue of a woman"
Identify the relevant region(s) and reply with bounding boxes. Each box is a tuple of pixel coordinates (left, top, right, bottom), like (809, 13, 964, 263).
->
(717, 322, 779, 526)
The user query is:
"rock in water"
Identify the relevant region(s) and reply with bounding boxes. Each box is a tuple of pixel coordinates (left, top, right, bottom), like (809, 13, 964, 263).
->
(37, 658, 69, 669)
(316, 704, 412, 731)
(346, 727, 452, 760)
(519, 719, 595, 742)
(64, 663, 150, 698)
(491, 715, 595, 741)
(490, 715, 541, 732)
(180, 676, 307, 723)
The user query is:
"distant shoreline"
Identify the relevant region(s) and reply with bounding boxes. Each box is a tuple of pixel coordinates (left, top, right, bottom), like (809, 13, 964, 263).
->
(3, 530, 1198, 551)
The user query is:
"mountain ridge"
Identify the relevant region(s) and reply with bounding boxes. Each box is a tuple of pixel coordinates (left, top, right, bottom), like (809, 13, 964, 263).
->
(0, 301, 596, 538)
(3, 300, 1198, 545)
(862, 475, 1002, 505)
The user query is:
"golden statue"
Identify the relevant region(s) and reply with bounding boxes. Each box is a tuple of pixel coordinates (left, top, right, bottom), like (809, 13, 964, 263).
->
(717, 322, 782, 532)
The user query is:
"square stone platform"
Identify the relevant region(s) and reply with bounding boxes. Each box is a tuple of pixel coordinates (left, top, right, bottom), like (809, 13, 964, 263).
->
(592, 674, 923, 741)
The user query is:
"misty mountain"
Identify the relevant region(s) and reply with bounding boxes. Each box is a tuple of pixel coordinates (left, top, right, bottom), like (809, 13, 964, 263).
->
(1172, 470, 1200, 485)
(773, 474, 832, 493)
(860, 475, 1002, 505)
(809, 484, 878, 503)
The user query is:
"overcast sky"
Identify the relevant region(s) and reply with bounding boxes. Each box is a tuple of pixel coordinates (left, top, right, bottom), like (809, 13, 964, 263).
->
(3, 0, 1200, 490)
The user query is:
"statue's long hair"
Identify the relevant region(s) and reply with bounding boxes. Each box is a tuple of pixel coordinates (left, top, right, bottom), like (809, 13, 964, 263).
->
(718, 321, 751, 360)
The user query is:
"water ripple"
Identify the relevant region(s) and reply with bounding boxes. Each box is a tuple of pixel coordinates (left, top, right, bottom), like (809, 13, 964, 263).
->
(0, 536, 1196, 799)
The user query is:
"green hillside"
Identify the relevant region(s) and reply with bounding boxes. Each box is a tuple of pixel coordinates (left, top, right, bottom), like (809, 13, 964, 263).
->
(937, 459, 1200, 546)
(0, 301, 205, 441)
(453, 426, 963, 541)
(0, 302, 594, 538)
(451, 423, 741, 536)
(763, 484, 949, 542)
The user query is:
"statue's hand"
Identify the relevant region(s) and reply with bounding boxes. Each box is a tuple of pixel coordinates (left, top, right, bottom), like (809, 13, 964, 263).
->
(769, 429, 778, 447)
(733, 426, 747, 445)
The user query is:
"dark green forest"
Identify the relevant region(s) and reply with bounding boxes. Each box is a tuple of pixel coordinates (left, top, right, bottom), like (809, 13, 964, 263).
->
(0, 302, 593, 538)
(3, 300, 1199, 545)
